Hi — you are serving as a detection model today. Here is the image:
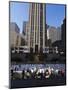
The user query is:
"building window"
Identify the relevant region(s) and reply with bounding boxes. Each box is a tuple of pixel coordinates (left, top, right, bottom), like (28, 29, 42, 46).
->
(16, 35, 19, 46)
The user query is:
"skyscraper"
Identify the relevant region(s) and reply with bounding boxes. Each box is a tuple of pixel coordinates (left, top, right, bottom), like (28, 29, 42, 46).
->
(47, 26, 61, 44)
(61, 18, 66, 52)
(9, 22, 21, 47)
(28, 3, 46, 53)
(22, 21, 29, 46)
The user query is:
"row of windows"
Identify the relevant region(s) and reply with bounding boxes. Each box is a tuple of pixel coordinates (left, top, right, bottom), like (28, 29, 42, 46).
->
(31, 3, 43, 9)
(30, 25, 44, 27)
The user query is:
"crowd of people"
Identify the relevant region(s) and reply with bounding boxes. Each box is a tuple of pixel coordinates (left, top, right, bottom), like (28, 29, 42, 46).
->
(11, 66, 65, 80)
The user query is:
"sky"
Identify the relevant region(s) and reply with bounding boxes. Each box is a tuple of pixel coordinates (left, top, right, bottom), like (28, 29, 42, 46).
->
(46, 4, 65, 28)
(10, 2, 65, 33)
(10, 2, 29, 33)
